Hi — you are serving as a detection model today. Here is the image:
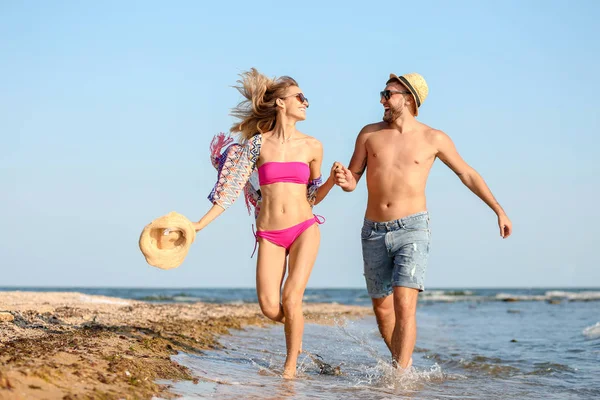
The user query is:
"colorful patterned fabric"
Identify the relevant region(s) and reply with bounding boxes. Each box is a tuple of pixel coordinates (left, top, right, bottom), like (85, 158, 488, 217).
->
(208, 132, 262, 216)
(307, 175, 323, 205)
(207, 132, 323, 219)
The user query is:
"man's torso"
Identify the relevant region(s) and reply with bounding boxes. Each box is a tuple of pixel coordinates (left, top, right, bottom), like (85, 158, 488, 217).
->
(363, 122, 438, 222)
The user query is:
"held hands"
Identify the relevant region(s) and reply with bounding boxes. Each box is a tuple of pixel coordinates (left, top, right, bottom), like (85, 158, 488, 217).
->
(498, 213, 512, 239)
(331, 162, 355, 191)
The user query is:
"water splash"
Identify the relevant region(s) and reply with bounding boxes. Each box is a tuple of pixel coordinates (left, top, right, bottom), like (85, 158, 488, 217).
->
(583, 322, 600, 339)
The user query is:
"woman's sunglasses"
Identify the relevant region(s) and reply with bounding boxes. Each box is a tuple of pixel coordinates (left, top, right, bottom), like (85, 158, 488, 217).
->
(380, 90, 411, 101)
(282, 93, 309, 108)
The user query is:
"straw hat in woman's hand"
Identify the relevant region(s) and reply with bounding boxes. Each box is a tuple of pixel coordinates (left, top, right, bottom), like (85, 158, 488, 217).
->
(138, 211, 196, 270)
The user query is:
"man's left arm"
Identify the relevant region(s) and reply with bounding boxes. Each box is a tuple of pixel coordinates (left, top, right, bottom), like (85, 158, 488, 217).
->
(434, 130, 512, 238)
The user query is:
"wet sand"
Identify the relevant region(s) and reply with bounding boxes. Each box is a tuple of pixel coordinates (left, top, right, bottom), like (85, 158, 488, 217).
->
(0, 292, 371, 399)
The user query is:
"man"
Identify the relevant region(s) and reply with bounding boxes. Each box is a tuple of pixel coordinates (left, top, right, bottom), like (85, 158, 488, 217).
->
(333, 72, 512, 370)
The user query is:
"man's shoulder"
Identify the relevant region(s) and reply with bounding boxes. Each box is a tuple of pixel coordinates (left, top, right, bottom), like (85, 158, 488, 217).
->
(419, 123, 447, 141)
(359, 122, 387, 135)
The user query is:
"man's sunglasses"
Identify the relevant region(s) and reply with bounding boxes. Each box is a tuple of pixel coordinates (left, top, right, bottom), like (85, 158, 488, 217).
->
(282, 93, 309, 108)
(380, 90, 411, 101)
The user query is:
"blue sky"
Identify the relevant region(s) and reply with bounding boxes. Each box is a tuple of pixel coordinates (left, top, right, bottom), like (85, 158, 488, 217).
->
(1, 0, 599, 288)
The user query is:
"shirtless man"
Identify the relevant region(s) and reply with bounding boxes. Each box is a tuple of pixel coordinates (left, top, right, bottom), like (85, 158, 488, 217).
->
(333, 73, 512, 370)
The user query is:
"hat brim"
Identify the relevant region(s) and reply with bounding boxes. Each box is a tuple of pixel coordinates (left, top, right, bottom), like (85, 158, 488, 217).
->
(387, 74, 420, 116)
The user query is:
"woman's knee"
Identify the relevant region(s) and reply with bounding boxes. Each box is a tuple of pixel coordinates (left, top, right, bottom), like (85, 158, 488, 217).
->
(259, 298, 282, 321)
(281, 292, 302, 314)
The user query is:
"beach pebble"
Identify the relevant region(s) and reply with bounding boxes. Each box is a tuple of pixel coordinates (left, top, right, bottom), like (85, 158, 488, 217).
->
(0, 312, 14, 322)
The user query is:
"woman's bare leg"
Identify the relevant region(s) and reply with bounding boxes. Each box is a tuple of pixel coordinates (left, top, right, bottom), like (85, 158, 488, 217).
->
(281, 224, 320, 378)
(256, 238, 287, 322)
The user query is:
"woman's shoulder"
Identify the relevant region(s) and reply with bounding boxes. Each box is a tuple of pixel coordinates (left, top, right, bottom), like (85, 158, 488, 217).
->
(296, 131, 321, 147)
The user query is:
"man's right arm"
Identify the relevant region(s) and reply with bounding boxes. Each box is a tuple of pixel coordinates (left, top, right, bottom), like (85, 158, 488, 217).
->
(336, 126, 369, 192)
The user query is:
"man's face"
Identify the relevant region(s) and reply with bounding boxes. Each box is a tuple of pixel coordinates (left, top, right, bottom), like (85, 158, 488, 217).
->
(380, 81, 413, 122)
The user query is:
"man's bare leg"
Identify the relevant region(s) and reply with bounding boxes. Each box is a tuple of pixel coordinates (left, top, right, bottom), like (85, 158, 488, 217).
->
(391, 286, 419, 369)
(371, 294, 395, 352)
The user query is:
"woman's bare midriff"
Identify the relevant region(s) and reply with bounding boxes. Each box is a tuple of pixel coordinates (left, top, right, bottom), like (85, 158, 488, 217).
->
(257, 183, 314, 230)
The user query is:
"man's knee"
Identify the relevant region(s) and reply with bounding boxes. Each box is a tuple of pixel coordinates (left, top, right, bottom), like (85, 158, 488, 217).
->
(393, 288, 418, 320)
(372, 296, 394, 321)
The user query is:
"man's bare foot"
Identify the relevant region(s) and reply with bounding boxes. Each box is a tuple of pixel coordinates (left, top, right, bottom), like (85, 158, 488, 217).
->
(392, 357, 413, 370)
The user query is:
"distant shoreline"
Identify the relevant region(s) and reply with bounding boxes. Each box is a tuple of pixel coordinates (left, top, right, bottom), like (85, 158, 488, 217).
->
(2, 286, 599, 290)
(0, 291, 371, 399)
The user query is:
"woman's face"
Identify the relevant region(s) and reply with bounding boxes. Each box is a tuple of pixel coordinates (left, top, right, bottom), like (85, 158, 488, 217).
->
(280, 86, 309, 121)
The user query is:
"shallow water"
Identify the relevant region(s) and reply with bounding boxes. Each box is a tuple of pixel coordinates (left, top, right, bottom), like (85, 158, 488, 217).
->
(159, 299, 600, 399)
(5, 287, 598, 398)
(5, 287, 600, 305)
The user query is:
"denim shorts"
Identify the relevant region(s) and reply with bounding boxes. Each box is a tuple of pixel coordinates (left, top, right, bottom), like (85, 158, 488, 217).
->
(361, 211, 431, 297)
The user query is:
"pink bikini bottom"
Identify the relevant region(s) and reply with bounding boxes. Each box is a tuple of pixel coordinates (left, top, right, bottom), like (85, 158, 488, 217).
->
(252, 215, 325, 257)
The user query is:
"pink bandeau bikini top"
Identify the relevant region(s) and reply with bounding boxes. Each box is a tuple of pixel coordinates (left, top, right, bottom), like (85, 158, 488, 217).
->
(258, 161, 310, 186)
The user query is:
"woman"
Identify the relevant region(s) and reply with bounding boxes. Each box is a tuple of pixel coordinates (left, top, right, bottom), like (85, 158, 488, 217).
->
(193, 68, 335, 378)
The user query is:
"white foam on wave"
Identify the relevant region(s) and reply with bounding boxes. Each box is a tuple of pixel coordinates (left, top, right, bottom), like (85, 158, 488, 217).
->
(172, 296, 202, 302)
(494, 291, 600, 302)
(495, 293, 547, 301)
(420, 290, 480, 302)
(546, 291, 600, 301)
(583, 322, 600, 339)
(79, 294, 130, 305)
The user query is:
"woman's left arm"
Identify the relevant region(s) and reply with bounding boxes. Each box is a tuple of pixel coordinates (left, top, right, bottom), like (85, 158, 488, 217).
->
(309, 139, 335, 206)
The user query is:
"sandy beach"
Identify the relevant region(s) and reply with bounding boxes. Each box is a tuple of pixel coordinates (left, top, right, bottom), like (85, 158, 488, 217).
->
(0, 291, 371, 399)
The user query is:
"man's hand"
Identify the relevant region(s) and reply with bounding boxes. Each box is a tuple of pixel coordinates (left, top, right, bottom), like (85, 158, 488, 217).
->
(332, 162, 356, 191)
(498, 213, 512, 238)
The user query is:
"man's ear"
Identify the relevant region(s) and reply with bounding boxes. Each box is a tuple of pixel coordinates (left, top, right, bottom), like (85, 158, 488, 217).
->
(405, 97, 415, 115)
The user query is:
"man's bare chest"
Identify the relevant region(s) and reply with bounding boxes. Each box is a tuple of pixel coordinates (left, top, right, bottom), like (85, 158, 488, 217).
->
(366, 137, 435, 167)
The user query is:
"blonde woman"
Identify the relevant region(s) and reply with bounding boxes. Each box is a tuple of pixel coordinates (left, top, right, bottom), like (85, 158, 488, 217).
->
(194, 68, 335, 378)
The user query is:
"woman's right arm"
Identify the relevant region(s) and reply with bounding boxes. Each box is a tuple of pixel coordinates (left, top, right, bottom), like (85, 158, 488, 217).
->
(193, 204, 225, 231)
(197, 133, 261, 232)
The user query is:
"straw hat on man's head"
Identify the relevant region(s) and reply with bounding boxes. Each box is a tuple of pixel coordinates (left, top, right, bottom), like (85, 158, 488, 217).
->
(387, 73, 429, 116)
(139, 211, 196, 270)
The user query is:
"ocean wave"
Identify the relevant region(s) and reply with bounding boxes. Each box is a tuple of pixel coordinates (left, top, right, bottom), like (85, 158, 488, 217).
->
(458, 356, 521, 377)
(137, 292, 194, 302)
(583, 322, 600, 339)
(420, 290, 480, 302)
(172, 296, 203, 302)
(495, 293, 547, 302)
(525, 362, 575, 376)
(545, 291, 600, 301)
(494, 291, 600, 303)
(78, 294, 130, 305)
(302, 294, 324, 301)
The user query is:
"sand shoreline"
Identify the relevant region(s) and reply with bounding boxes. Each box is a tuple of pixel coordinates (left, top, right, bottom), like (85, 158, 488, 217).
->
(0, 291, 371, 399)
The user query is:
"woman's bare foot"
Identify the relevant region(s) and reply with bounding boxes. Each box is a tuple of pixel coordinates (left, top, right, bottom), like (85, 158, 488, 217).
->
(282, 367, 296, 379)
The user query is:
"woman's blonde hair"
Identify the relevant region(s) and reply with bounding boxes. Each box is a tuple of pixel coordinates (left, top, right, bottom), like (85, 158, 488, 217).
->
(230, 68, 299, 141)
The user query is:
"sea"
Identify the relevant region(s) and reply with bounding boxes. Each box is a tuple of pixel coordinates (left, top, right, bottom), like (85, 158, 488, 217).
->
(3, 287, 599, 399)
